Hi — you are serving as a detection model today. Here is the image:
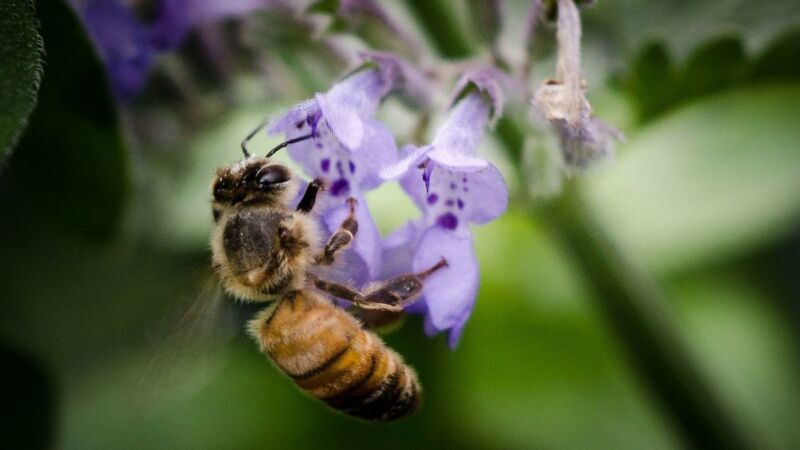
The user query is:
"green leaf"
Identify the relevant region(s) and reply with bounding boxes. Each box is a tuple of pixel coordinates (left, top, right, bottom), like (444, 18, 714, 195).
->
(1, 0, 129, 240)
(622, 31, 800, 122)
(624, 42, 676, 121)
(671, 274, 800, 448)
(679, 36, 747, 102)
(587, 84, 800, 274)
(584, 0, 800, 59)
(751, 26, 800, 81)
(0, 0, 43, 159)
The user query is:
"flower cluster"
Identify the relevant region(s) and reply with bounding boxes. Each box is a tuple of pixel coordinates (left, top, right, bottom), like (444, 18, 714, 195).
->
(270, 60, 509, 347)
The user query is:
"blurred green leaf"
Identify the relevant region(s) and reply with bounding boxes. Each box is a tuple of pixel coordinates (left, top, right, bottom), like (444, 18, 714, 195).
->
(751, 26, 800, 81)
(584, 0, 800, 60)
(1, 0, 129, 240)
(622, 42, 676, 122)
(0, 0, 43, 159)
(588, 84, 800, 274)
(679, 36, 747, 106)
(671, 274, 800, 449)
(0, 344, 55, 450)
(622, 31, 800, 122)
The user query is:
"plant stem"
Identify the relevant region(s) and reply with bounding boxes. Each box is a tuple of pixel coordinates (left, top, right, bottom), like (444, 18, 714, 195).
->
(535, 180, 757, 450)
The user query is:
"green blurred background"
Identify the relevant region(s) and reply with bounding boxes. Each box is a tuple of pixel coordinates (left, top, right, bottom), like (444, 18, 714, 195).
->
(2, 0, 800, 449)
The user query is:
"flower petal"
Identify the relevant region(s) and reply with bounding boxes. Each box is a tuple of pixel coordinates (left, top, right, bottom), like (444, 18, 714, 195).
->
(326, 67, 387, 116)
(352, 118, 399, 190)
(379, 220, 421, 279)
(359, 51, 433, 110)
(147, 0, 191, 51)
(449, 68, 506, 123)
(80, 0, 154, 101)
(412, 227, 478, 347)
(427, 149, 489, 172)
(316, 93, 364, 151)
(380, 144, 432, 181)
(463, 163, 508, 224)
(399, 167, 428, 211)
(268, 99, 319, 135)
(324, 193, 382, 280)
(427, 92, 491, 171)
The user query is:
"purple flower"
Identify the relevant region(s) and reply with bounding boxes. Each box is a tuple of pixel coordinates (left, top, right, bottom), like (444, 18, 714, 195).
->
(380, 71, 509, 348)
(73, 0, 277, 101)
(77, 0, 160, 100)
(269, 61, 406, 282)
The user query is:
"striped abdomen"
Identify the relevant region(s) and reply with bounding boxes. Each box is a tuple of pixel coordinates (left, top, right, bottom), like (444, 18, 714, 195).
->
(249, 291, 420, 421)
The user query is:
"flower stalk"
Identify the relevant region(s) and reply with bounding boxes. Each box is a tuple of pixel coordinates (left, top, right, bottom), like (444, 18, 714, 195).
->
(533, 180, 758, 450)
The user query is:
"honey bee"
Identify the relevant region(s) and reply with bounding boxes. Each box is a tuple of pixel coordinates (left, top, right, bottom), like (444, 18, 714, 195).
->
(208, 121, 448, 421)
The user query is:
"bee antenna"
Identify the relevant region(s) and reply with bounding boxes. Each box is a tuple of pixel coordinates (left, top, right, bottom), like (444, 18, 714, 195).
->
(266, 132, 316, 158)
(240, 116, 272, 158)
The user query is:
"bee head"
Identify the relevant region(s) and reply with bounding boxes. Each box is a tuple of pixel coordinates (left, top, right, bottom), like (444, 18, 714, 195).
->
(212, 156, 295, 207)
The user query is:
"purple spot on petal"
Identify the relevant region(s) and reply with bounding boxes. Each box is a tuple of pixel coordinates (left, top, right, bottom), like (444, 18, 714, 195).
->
(445, 199, 454, 207)
(462, 176, 467, 182)
(330, 179, 350, 196)
(457, 199, 464, 209)
(436, 213, 458, 230)
(450, 183, 456, 190)
(307, 110, 321, 126)
(463, 187, 469, 192)
(427, 193, 438, 205)
(307, 111, 322, 135)
(316, 142, 322, 148)
(320, 159, 330, 173)
(349, 161, 355, 173)
(422, 163, 434, 193)
(295, 120, 305, 129)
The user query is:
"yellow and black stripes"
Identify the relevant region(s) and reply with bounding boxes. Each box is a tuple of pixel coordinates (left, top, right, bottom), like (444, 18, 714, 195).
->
(250, 291, 420, 422)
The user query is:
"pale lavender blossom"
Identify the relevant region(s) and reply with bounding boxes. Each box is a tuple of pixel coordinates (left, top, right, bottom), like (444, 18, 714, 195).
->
(532, 0, 620, 168)
(269, 56, 420, 283)
(380, 70, 509, 348)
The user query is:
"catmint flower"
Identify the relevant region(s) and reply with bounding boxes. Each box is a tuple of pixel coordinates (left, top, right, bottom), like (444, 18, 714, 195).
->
(269, 55, 422, 283)
(532, 0, 620, 168)
(380, 70, 509, 348)
(73, 0, 277, 101)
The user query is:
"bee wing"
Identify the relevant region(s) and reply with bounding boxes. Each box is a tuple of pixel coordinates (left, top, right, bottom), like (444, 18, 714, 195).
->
(136, 277, 238, 405)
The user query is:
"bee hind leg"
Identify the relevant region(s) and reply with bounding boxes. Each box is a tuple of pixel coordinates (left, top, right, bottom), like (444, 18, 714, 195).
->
(316, 197, 358, 265)
(309, 258, 448, 311)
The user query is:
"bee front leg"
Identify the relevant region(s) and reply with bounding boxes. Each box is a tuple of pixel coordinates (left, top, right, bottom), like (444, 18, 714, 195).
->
(309, 258, 448, 311)
(316, 197, 358, 265)
(296, 178, 324, 213)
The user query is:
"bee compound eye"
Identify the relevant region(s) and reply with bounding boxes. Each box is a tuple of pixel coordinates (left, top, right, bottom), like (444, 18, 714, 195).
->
(256, 165, 291, 188)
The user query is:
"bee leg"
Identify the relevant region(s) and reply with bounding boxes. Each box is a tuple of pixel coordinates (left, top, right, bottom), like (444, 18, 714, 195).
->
(359, 258, 448, 310)
(296, 178, 324, 213)
(310, 258, 449, 311)
(316, 197, 358, 265)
